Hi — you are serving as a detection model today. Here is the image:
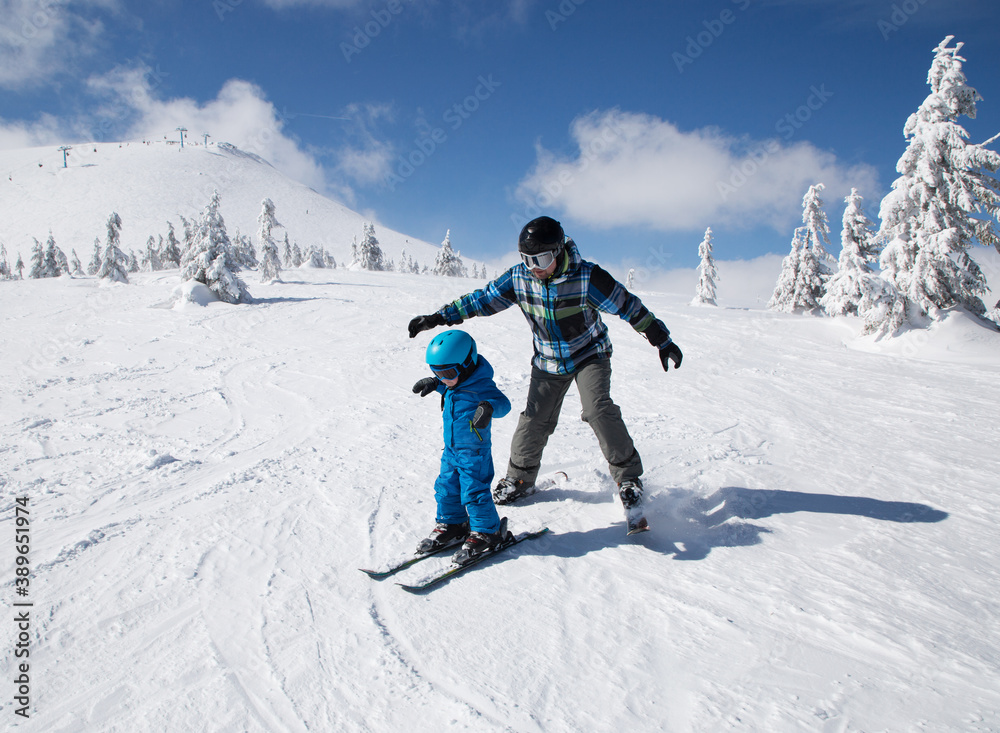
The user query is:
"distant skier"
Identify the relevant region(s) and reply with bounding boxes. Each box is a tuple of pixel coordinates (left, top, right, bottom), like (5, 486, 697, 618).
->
(412, 329, 513, 565)
(408, 216, 682, 524)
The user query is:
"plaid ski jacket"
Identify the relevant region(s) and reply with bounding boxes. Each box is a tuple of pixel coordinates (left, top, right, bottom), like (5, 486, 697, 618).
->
(438, 239, 671, 375)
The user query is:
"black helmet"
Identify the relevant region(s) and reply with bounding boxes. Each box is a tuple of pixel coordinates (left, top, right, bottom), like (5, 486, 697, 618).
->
(518, 216, 565, 255)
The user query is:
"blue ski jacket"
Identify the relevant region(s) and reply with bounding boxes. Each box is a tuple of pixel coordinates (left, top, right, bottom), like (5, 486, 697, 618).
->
(435, 356, 511, 449)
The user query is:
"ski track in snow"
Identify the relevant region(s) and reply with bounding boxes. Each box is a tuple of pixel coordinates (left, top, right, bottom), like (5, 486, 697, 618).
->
(1, 269, 999, 731)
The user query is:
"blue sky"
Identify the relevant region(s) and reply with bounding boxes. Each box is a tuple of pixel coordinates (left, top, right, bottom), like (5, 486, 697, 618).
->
(1, 0, 998, 274)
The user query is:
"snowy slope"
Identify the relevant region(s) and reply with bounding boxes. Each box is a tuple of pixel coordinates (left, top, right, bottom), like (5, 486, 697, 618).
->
(1, 269, 1000, 732)
(0, 142, 445, 268)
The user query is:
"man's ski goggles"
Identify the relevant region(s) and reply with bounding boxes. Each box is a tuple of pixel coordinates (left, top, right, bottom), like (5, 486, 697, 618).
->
(520, 249, 559, 270)
(430, 364, 461, 380)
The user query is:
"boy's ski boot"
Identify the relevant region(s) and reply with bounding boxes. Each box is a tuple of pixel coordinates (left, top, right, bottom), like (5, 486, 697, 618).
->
(452, 518, 511, 566)
(416, 522, 469, 555)
(493, 477, 535, 505)
(618, 478, 649, 534)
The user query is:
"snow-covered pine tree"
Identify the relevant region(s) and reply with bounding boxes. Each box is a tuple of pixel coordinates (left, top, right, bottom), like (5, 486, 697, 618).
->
(821, 189, 905, 334)
(162, 222, 182, 268)
(876, 36, 1000, 330)
(354, 223, 387, 271)
(324, 250, 337, 269)
(692, 227, 719, 306)
(304, 246, 325, 268)
(70, 249, 83, 276)
(98, 213, 129, 284)
(178, 215, 195, 263)
(42, 233, 62, 278)
(181, 191, 250, 304)
(87, 238, 102, 276)
(0, 244, 9, 279)
(257, 198, 282, 283)
(144, 236, 163, 272)
(432, 230, 467, 277)
(768, 227, 826, 313)
(282, 234, 294, 268)
(127, 250, 140, 273)
(768, 186, 835, 313)
(15, 253, 24, 279)
(291, 242, 303, 268)
(801, 183, 836, 277)
(232, 231, 257, 270)
(28, 239, 44, 279)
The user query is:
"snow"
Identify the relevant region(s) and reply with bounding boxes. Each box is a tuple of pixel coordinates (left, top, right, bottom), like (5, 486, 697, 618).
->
(0, 142, 446, 270)
(2, 266, 1000, 732)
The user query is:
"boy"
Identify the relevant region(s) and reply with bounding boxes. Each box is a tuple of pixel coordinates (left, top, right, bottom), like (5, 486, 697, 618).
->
(412, 329, 512, 565)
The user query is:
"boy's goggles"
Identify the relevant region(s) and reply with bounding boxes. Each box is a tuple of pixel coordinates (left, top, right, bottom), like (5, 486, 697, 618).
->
(520, 249, 559, 270)
(430, 364, 461, 380)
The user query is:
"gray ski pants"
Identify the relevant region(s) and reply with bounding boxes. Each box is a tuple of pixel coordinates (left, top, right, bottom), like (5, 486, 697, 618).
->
(506, 358, 642, 486)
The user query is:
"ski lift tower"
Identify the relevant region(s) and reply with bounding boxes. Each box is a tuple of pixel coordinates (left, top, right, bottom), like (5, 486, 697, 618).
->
(176, 127, 188, 148)
(58, 146, 72, 168)
(203, 133, 211, 148)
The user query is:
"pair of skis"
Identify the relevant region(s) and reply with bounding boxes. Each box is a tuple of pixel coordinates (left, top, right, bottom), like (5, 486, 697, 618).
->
(360, 474, 648, 592)
(360, 525, 551, 593)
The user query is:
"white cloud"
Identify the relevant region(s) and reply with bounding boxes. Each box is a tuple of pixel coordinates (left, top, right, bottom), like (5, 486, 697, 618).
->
(0, 0, 119, 90)
(0, 113, 63, 149)
(515, 109, 880, 236)
(83, 65, 330, 194)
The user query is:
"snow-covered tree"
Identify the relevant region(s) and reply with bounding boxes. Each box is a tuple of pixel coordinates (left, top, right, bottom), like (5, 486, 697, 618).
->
(15, 252, 24, 279)
(323, 250, 337, 269)
(432, 230, 467, 277)
(70, 249, 83, 276)
(42, 233, 62, 278)
(768, 227, 825, 313)
(0, 244, 9, 279)
(144, 236, 163, 271)
(821, 189, 905, 334)
(353, 222, 387, 271)
(127, 250, 140, 273)
(257, 198, 282, 283)
(692, 227, 719, 306)
(232, 231, 257, 270)
(178, 215, 195, 263)
(875, 36, 1000, 331)
(87, 238, 102, 276)
(161, 222, 182, 268)
(769, 185, 835, 313)
(282, 234, 294, 268)
(98, 213, 129, 284)
(303, 246, 325, 268)
(28, 239, 44, 279)
(181, 191, 250, 304)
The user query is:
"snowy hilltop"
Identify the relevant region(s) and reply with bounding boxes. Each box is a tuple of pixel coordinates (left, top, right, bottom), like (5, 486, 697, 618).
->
(0, 140, 449, 271)
(2, 265, 999, 731)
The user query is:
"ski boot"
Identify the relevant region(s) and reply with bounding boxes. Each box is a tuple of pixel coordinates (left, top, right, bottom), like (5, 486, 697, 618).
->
(618, 478, 649, 534)
(493, 477, 535, 505)
(416, 522, 469, 555)
(452, 518, 511, 566)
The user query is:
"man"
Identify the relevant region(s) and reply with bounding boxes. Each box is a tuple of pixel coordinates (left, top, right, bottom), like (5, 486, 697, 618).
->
(408, 216, 682, 521)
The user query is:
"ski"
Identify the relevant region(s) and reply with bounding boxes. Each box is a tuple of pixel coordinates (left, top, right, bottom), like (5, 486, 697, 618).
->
(397, 527, 551, 593)
(359, 538, 466, 579)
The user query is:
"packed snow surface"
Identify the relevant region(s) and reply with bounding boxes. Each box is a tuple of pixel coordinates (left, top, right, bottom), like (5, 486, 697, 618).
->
(2, 268, 999, 732)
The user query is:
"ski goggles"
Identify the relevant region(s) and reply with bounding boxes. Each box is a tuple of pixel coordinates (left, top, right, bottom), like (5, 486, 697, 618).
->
(430, 364, 461, 380)
(520, 249, 559, 270)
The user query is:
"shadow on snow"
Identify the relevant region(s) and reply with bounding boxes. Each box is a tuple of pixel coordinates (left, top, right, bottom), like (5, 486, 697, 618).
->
(514, 486, 948, 563)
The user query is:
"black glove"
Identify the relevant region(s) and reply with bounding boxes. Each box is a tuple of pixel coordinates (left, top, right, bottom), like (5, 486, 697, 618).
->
(412, 377, 439, 397)
(408, 312, 447, 339)
(471, 401, 493, 429)
(659, 340, 683, 371)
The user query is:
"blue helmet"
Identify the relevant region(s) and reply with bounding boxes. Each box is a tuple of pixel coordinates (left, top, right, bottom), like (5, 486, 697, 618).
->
(426, 330, 478, 382)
